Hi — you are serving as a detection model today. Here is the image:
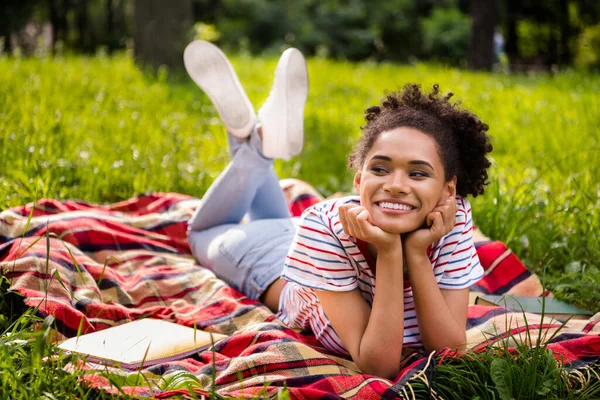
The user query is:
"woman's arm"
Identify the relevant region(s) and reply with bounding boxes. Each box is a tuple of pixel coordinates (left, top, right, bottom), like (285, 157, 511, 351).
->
(403, 195, 469, 352)
(316, 245, 405, 380)
(314, 203, 406, 380)
(404, 251, 469, 351)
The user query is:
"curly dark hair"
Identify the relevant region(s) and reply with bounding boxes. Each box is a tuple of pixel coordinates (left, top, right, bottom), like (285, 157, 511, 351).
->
(348, 84, 493, 197)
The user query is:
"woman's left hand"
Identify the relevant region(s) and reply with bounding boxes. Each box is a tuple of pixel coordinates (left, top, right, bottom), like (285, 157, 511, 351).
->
(403, 196, 457, 255)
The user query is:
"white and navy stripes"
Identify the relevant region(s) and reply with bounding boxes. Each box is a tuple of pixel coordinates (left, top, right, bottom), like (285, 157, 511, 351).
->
(277, 195, 483, 356)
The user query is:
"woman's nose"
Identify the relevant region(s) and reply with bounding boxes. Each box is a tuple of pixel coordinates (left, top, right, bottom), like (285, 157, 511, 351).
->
(384, 173, 411, 195)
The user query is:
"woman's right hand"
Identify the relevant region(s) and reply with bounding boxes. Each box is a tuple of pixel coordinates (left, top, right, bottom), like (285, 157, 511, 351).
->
(338, 203, 401, 253)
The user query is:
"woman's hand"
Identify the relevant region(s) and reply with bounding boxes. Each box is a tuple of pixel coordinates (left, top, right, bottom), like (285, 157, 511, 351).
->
(338, 203, 400, 252)
(403, 197, 457, 255)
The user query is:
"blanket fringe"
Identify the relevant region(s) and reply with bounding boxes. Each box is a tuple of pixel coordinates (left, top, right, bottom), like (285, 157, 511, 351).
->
(403, 351, 445, 400)
(563, 363, 600, 392)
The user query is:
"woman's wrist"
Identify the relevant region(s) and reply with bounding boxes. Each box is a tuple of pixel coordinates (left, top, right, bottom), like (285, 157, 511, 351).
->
(373, 235, 404, 257)
(374, 238, 403, 258)
(404, 249, 430, 270)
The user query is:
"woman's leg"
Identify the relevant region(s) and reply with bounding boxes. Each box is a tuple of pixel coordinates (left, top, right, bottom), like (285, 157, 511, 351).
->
(188, 217, 295, 306)
(187, 127, 289, 233)
(185, 42, 307, 229)
(184, 42, 308, 309)
(226, 127, 291, 222)
(187, 126, 293, 309)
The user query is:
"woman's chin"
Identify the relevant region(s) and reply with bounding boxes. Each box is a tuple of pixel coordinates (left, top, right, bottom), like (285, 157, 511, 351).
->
(373, 218, 422, 235)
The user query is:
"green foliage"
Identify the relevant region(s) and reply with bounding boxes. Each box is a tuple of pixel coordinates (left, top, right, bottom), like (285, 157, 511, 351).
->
(575, 24, 600, 70)
(367, 0, 423, 62)
(411, 345, 600, 399)
(421, 7, 471, 66)
(302, 0, 377, 60)
(0, 303, 114, 398)
(194, 22, 221, 42)
(215, 0, 291, 55)
(208, 0, 422, 61)
(408, 306, 600, 399)
(516, 19, 551, 58)
(4, 0, 600, 68)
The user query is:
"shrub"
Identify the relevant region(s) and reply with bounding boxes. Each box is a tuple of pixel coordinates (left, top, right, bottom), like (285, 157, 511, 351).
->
(575, 24, 600, 71)
(421, 7, 470, 66)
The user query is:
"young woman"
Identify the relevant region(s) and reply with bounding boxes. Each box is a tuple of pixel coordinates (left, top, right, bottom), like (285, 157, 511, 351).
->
(184, 41, 493, 380)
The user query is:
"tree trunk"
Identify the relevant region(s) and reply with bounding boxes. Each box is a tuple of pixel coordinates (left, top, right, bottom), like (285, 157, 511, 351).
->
(133, 0, 193, 73)
(467, 0, 499, 71)
(548, 28, 558, 67)
(1, 35, 11, 54)
(48, 0, 58, 52)
(48, 0, 69, 53)
(75, 0, 91, 51)
(107, 0, 114, 32)
(504, 0, 519, 59)
(558, 0, 571, 65)
(106, 0, 114, 53)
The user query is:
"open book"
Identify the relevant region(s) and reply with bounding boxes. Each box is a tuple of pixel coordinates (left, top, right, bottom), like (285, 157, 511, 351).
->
(475, 294, 594, 321)
(58, 319, 228, 369)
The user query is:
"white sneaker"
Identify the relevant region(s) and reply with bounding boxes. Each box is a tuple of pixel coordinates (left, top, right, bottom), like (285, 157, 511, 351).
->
(258, 48, 308, 159)
(183, 40, 255, 139)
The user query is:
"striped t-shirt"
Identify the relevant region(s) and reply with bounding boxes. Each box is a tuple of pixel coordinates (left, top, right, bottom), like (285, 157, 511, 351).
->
(277, 195, 483, 356)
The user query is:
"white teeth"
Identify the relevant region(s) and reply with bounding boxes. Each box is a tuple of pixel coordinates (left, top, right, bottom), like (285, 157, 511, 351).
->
(378, 202, 413, 211)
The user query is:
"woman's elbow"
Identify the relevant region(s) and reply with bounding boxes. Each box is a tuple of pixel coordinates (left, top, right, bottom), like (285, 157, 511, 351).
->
(356, 351, 403, 381)
(424, 333, 467, 353)
(361, 362, 400, 381)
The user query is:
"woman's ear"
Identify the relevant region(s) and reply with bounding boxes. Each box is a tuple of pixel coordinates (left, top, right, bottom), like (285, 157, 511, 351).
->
(353, 171, 362, 194)
(443, 177, 457, 201)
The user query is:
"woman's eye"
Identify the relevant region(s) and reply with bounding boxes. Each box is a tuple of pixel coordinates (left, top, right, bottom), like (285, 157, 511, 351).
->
(410, 171, 429, 178)
(370, 166, 387, 174)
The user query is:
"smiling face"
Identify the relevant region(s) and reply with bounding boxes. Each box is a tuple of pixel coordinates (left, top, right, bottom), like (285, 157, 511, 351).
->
(353, 127, 456, 234)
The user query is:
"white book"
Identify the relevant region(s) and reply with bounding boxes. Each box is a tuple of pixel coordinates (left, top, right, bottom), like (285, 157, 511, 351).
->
(58, 318, 227, 369)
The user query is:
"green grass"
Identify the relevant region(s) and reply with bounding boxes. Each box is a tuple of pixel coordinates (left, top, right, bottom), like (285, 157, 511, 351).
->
(0, 52, 599, 398)
(408, 337, 600, 399)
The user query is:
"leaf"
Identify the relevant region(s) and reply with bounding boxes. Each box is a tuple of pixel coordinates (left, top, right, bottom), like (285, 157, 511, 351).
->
(490, 358, 513, 400)
(565, 260, 582, 274)
(60, 239, 86, 286)
(161, 370, 203, 391)
(33, 315, 55, 367)
(536, 379, 555, 396)
(52, 270, 69, 296)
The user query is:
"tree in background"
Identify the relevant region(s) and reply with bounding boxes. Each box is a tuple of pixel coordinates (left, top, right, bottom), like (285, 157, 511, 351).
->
(48, 0, 69, 52)
(0, 0, 39, 53)
(202, 0, 426, 62)
(133, 0, 193, 72)
(1, 0, 599, 71)
(34, 0, 132, 55)
(368, 0, 424, 62)
(467, 0, 498, 71)
(421, 6, 471, 66)
(501, 0, 600, 70)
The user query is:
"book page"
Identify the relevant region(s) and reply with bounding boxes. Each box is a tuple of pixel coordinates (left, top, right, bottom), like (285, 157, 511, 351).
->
(59, 319, 227, 365)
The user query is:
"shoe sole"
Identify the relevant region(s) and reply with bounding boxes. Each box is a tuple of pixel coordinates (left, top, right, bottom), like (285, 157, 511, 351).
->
(261, 48, 308, 159)
(183, 41, 254, 138)
(283, 49, 309, 158)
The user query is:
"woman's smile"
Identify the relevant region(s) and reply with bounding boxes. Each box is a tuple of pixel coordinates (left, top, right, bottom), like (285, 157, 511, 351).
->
(374, 200, 417, 213)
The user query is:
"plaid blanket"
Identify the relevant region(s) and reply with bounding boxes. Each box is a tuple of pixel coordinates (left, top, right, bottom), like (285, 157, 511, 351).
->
(1, 179, 599, 399)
